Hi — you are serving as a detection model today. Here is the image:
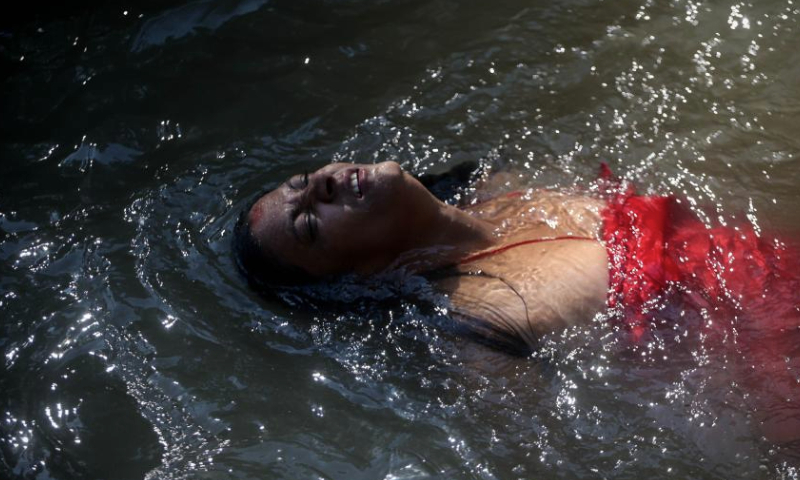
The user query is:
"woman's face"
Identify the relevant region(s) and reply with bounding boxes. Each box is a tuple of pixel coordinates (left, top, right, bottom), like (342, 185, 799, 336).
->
(247, 161, 440, 277)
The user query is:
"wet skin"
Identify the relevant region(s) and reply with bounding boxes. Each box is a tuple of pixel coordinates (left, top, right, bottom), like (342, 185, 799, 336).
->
(246, 161, 475, 276)
(247, 161, 609, 347)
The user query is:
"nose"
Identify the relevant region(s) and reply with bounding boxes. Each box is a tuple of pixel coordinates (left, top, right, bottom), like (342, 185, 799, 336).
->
(309, 170, 336, 203)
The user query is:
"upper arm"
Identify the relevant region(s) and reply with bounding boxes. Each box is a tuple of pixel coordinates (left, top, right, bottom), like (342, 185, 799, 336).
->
(437, 274, 539, 350)
(436, 240, 609, 351)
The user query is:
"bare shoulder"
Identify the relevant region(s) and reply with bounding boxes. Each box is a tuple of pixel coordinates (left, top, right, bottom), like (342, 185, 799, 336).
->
(437, 239, 609, 350)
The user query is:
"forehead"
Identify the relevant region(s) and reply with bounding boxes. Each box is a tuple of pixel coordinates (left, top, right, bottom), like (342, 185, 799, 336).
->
(249, 187, 299, 260)
(250, 187, 284, 228)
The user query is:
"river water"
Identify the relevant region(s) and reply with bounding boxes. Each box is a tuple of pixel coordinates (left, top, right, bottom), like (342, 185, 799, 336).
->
(2, 1, 799, 479)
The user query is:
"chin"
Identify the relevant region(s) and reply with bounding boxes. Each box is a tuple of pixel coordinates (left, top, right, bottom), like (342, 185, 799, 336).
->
(374, 160, 403, 176)
(370, 162, 404, 190)
(357, 162, 404, 210)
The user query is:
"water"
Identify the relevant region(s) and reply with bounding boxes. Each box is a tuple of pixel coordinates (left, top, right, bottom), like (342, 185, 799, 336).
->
(2, 0, 800, 478)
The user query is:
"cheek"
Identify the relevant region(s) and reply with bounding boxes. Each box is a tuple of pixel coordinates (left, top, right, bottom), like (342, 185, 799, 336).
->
(320, 211, 400, 254)
(360, 213, 408, 254)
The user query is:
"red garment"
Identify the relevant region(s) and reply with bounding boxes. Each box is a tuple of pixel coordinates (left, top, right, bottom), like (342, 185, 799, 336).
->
(599, 168, 800, 446)
(599, 167, 799, 342)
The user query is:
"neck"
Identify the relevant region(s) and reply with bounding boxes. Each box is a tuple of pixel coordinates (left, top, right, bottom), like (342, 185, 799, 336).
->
(386, 202, 497, 274)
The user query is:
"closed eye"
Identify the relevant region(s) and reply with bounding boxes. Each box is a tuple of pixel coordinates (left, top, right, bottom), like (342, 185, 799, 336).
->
(288, 171, 310, 190)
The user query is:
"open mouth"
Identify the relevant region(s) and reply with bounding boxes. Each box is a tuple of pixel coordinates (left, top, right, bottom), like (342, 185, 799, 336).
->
(349, 170, 362, 198)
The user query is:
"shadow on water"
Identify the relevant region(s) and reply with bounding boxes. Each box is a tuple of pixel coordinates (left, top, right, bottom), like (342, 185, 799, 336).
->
(1, 0, 800, 479)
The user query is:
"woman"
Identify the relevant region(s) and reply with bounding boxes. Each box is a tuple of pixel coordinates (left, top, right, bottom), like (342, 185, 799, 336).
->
(235, 160, 800, 450)
(234, 160, 800, 345)
(234, 160, 610, 352)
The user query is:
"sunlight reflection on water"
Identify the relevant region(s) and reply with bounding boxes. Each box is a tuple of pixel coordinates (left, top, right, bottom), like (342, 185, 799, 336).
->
(1, 0, 799, 478)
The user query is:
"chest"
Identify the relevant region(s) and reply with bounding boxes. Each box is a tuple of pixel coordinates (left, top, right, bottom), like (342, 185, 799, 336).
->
(440, 239, 610, 348)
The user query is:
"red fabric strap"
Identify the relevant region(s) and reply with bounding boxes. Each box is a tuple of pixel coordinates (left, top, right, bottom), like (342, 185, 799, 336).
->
(458, 236, 595, 265)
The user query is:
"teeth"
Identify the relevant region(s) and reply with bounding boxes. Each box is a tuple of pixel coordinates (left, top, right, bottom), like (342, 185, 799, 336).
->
(350, 172, 362, 197)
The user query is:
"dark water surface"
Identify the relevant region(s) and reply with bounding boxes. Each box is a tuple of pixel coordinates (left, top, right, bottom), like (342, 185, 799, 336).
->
(2, 1, 800, 479)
